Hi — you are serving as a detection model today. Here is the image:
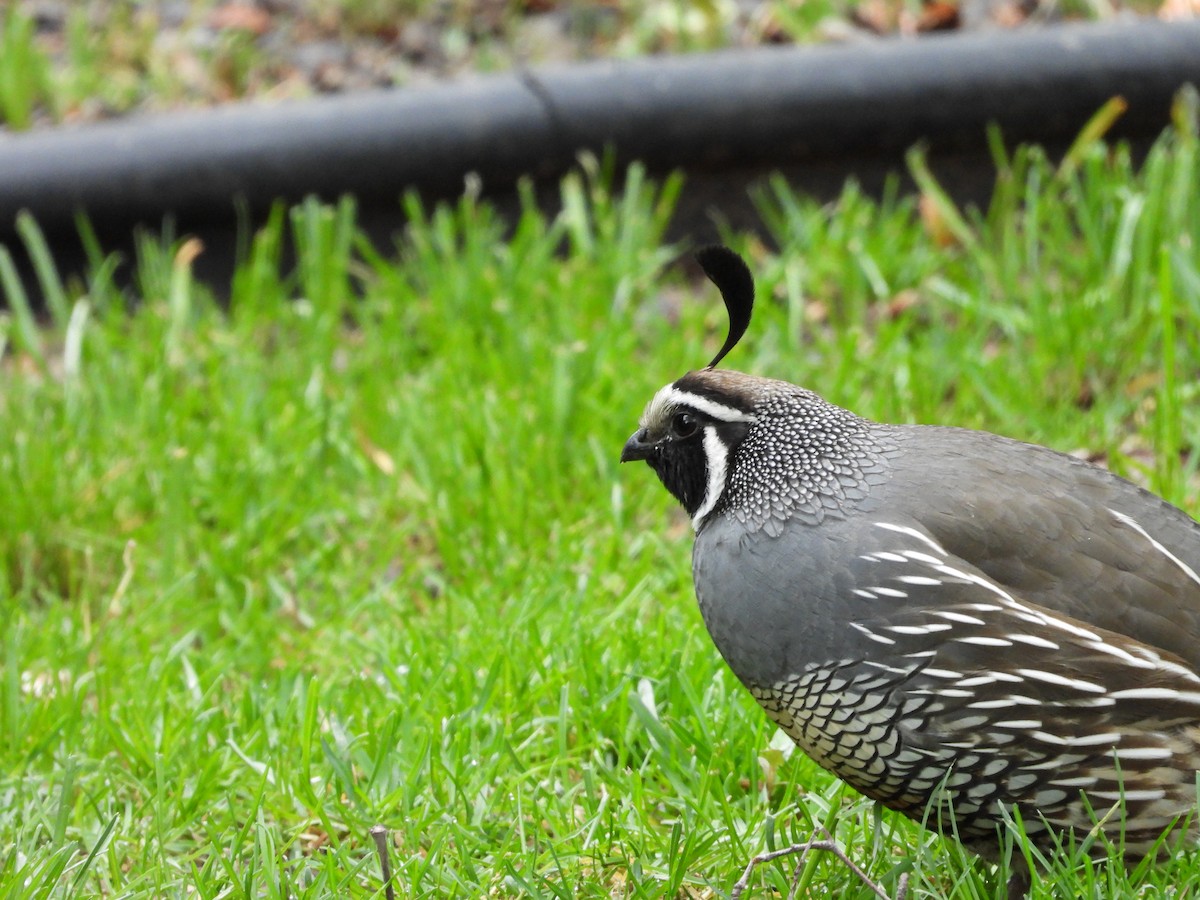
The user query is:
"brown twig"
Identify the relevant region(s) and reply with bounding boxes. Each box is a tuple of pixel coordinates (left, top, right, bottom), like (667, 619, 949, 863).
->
(370, 824, 395, 900)
(730, 827, 908, 900)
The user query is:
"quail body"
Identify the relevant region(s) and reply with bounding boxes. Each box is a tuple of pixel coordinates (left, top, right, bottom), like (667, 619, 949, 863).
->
(622, 247, 1200, 892)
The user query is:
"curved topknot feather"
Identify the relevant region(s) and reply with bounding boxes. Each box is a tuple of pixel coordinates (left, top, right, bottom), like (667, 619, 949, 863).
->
(696, 245, 754, 369)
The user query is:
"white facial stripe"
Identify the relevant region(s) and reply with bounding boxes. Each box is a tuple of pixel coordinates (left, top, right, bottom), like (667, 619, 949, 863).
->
(692, 425, 728, 530)
(1108, 507, 1200, 589)
(642, 385, 757, 429)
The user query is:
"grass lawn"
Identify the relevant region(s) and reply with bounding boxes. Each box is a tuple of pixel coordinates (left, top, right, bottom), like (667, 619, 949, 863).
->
(3, 104, 1200, 897)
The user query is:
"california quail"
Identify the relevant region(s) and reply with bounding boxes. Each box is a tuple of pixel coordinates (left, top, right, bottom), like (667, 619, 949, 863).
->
(620, 246, 1200, 896)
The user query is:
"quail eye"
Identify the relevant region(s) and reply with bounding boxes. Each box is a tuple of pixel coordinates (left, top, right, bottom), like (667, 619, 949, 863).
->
(670, 412, 700, 439)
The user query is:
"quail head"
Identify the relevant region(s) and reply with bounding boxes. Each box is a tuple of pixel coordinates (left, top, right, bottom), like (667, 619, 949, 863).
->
(621, 246, 1200, 896)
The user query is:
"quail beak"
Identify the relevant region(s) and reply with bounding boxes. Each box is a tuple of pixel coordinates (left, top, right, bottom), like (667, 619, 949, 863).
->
(620, 428, 656, 463)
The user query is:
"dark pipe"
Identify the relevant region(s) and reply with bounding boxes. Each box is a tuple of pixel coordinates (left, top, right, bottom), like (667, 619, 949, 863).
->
(2, 19, 1199, 299)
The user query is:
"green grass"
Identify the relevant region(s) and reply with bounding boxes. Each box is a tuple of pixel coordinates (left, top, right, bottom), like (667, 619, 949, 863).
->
(3, 102, 1200, 897)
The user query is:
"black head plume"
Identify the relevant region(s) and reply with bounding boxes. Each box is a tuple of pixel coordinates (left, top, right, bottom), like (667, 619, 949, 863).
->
(695, 245, 754, 369)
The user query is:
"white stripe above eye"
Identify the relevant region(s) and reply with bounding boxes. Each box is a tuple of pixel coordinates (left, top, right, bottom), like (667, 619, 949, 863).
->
(692, 425, 728, 530)
(643, 386, 758, 429)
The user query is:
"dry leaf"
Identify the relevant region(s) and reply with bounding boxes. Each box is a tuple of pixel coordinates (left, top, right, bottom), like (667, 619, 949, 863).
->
(887, 289, 920, 317)
(210, 3, 272, 35)
(1159, 0, 1200, 19)
(917, 0, 961, 30)
(919, 194, 958, 248)
(356, 429, 396, 475)
(851, 0, 897, 33)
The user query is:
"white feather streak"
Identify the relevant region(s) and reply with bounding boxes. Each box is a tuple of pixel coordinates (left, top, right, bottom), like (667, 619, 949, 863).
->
(691, 426, 728, 530)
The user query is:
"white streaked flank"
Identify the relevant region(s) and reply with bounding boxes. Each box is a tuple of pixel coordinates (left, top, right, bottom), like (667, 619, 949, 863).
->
(933, 611, 986, 625)
(886, 623, 951, 635)
(872, 521, 949, 556)
(1029, 730, 1071, 746)
(1007, 634, 1060, 650)
(1108, 687, 1200, 704)
(1087, 640, 1156, 668)
(849, 622, 895, 645)
(861, 658, 914, 675)
(1065, 731, 1122, 747)
(1049, 696, 1115, 708)
(921, 667, 964, 679)
(1016, 669, 1106, 693)
(1089, 788, 1167, 802)
(1113, 746, 1174, 761)
(1034, 614, 1101, 643)
(902, 550, 945, 566)
(1108, 507, 1200, 589)
(955, 674, 999, 687)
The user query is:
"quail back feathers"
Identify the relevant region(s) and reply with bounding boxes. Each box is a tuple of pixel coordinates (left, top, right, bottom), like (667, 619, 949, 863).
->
(620, 246, 1200, 894)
